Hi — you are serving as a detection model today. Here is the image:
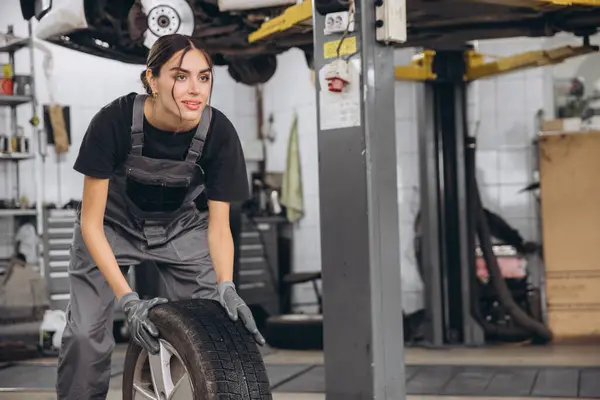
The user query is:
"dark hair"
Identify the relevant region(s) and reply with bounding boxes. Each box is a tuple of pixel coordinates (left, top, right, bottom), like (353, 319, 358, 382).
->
(140, 34, 214, 122)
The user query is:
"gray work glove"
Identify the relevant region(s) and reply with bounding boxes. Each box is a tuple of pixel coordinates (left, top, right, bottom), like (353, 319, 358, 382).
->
(118, 291, 168, 355)
(217, 281, 266, 346)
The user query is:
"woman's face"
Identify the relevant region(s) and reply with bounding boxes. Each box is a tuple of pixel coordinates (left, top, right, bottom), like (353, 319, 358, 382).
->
(148, 48, 212, 129)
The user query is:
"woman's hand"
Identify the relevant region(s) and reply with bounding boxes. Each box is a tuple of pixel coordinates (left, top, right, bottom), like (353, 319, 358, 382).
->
(217, 281, 266, 345)
(118, 291, 168, 354)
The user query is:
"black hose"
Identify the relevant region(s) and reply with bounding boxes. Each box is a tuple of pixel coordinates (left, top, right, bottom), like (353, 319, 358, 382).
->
(465, 140, 537, 342)
(472, 180, 553, 342)
(464, 140, 490, 339)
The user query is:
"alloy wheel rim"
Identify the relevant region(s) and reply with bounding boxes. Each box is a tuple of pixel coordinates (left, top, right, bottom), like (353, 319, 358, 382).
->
(132, 339, 194, 400)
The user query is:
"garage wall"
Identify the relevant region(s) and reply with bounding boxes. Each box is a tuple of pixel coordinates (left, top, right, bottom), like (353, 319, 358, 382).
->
(263, 38, 554, 312)
(470, 37, 551, 241)
(0, 0, 259, 207)
(261, 49, 321, 311)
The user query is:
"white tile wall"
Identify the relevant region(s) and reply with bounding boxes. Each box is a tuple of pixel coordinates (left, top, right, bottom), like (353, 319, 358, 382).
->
(0, 0, 259, 206)
(261, 49, 321, 312)
(394, 49, 426, 314)
(470, 38, 550, 243)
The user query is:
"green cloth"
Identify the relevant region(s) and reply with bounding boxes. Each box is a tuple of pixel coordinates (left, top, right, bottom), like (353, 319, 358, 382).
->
(281, 112, 304, 223)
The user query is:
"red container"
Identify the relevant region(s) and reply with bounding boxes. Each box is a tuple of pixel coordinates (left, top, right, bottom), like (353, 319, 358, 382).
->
(0, 78, 13, 95)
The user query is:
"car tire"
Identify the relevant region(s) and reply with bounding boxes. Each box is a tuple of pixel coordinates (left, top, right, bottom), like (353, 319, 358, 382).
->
(264, 314, 323, 350)
(227, 55, 278, 85)
(122, 298, 272, 400)
(19, 0, 35, 21)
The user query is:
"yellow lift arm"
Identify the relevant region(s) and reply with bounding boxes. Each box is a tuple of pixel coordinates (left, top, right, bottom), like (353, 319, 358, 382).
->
(466, 45, 598, 80)
(394, 50, 438, 81)
(248, 0, 313, 43)
(394, 45, 598, 82)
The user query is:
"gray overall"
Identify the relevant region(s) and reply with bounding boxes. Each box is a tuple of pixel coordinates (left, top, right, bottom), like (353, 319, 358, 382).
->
(56, 94, 219, 400)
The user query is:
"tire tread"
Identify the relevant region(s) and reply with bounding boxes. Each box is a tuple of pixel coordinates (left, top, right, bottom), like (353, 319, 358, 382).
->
(122, 299, 272, 400)
(183, 300, 270, 399)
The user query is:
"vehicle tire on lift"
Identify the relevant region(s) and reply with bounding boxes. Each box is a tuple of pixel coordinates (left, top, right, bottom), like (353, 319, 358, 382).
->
(19, 0, 35, 20)
(122, 298, 272, 400)
(264, 314, 323, 350)
(227, 55, 277, 86)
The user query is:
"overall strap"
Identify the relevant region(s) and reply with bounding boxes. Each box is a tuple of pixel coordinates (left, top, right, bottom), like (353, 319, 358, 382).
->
(130, 94, 147, 156)
(185, 105, 212, 163)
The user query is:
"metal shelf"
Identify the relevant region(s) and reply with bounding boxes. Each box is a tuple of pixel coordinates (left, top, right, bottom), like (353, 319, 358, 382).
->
(0, 152, 34, 161)
(0, 37, 30, 53)
(0, 209, 37, 217)
(1, 22, 44, 280)
(0, 94, 32, 106)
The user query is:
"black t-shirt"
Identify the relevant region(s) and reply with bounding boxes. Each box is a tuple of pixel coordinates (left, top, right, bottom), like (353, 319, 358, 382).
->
(73, 92, 250, 211)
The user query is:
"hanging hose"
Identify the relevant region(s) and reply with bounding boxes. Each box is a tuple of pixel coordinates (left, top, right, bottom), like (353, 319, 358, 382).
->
(472, 177, 553, 343)
(464, 140, 542, 342)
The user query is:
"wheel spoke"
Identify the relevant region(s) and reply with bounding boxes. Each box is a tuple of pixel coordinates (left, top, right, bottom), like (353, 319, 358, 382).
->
(132, 382, 158, 400)
(168, 373, 193, 400)
(148, 340, 176, 399)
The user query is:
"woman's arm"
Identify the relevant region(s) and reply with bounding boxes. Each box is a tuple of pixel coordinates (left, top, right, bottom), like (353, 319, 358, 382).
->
(80, 175, 132, 299)
(207, 199, 234, 283)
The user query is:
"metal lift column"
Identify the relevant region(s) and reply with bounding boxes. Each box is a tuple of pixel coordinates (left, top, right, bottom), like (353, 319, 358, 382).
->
(417, 48, 485, 347)
(312, 0, 406, 398)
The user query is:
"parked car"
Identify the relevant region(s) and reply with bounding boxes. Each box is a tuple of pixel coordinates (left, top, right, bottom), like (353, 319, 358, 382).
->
(20, 0, 311, 85)
(19, 0, 600, 86)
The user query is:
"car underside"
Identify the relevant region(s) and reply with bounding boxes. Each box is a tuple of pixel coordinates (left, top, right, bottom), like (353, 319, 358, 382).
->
(28, 0, 600, 85)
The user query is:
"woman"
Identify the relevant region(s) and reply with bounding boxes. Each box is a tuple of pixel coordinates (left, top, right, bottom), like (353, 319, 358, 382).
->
(55, 34, 264, 400)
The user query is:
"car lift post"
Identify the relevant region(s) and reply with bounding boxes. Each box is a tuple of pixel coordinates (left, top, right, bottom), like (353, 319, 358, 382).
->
(311, 1, 406, 399)
(414, 47, 486, 347)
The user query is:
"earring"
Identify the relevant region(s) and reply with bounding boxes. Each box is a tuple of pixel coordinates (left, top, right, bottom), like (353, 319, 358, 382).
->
(152, 91, 158, 99)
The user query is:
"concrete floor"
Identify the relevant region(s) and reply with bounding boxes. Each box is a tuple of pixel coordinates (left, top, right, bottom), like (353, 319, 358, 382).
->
(0, 343, 598, 399)
(0, 393, 592, 399)
(262, 343, 600, 367)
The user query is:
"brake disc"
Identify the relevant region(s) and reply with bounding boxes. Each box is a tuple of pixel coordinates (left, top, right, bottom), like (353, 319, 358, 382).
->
(140, 0, 195, 49)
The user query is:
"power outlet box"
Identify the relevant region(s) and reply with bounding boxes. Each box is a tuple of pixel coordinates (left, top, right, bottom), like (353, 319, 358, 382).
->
(324, 11, 354, 35)
(375, 0, 407, 44)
